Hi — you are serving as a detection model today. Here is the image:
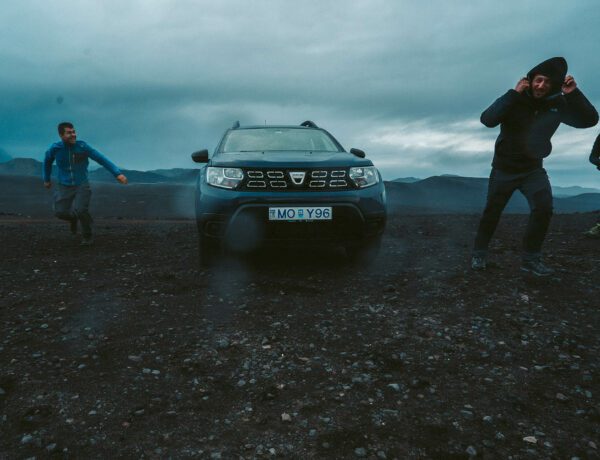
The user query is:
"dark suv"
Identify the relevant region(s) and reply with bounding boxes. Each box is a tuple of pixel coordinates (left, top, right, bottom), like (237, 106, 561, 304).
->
(191, 121, 386, 265)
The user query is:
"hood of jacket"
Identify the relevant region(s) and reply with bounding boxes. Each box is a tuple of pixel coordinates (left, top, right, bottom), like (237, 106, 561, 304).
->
(526, 56, 567, 96)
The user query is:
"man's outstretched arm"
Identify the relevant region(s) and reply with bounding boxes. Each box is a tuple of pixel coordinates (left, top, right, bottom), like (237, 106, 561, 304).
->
(84, 143, 128, 184)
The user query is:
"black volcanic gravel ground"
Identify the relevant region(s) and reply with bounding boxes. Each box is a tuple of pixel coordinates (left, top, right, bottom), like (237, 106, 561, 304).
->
(1, 213, 599, 459)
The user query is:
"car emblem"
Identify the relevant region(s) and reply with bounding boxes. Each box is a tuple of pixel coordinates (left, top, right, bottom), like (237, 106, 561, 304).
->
(289, 171, 306, 185)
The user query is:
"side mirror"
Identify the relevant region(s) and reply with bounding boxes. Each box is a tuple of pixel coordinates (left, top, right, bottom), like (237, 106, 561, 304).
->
(191, 149, 209, 163)
(350, 148, 366, 158)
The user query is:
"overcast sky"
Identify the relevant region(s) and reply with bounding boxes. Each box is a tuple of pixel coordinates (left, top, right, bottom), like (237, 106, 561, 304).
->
(1, 0, 600, 186)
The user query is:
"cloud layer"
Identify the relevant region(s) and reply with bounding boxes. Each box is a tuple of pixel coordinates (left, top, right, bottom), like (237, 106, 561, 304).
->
(1, 0, 599, 186)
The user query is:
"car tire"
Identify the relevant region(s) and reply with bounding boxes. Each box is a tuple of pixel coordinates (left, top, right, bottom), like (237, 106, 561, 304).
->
(346, 235, 382, 265)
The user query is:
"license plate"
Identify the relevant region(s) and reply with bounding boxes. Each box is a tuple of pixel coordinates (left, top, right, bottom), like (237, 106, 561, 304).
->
(268, 206, 332, 221)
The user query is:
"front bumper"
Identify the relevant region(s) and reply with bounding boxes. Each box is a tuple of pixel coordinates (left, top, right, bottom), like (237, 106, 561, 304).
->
(195, 181, 386, 247)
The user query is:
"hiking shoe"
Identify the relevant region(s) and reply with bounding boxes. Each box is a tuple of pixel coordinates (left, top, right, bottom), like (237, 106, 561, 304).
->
(521, 258, 554, 277)
(70, 217, 78, 235)
(80, 236, 94, 246)
(583, 223, 600, 239)
(471, 255, 487, 271)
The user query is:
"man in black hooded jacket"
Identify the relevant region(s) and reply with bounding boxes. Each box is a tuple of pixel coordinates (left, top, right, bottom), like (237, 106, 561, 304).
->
(589, 133, 600, 171)
(472, 57, 598, 275)
(583, 133, 600, 238)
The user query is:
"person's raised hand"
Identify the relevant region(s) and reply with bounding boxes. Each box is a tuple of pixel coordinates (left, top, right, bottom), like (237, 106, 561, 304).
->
(515, 77, 530, 93)
(116, 174, 128, 185)
(562, 75, 577, 94)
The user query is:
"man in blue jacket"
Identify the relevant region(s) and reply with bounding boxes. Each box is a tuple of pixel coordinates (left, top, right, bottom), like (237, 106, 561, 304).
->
(43, 122, 128, 245)
(472, 57, 598, 276)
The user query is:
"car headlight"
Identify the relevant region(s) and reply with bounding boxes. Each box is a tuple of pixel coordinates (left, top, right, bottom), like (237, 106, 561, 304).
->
(349, 166, 379, 188)
(206, 167, 244, 189)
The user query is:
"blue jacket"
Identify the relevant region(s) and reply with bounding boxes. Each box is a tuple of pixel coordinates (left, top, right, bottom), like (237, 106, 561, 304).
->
(43, 140, 122, 186)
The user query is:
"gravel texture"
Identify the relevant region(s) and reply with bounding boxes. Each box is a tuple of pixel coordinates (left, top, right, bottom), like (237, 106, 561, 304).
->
(1, 213, 599, 458)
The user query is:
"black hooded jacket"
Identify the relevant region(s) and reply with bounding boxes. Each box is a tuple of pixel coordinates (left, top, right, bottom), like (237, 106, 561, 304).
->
(592, 133, 600, 158)
(590, 133, 600, 168)
(480, 57, 599, 173)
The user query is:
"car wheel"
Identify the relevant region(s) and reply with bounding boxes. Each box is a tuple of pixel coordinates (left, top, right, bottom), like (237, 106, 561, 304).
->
(346, 235, 382, 265)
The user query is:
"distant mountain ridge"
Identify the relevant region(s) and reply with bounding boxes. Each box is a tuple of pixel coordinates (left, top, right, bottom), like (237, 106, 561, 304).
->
(385, 175, 600, 213)
(392, 177, 421, 183)
(552, 185, 600, 197)
(3, 158, 598, 196)
(0, 158, 199, 184)
(391, 175, 600, 198)
(1, 158, 598, 214)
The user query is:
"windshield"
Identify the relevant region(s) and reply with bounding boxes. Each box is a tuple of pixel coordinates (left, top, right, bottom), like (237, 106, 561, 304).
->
(220, 128, 342, 153)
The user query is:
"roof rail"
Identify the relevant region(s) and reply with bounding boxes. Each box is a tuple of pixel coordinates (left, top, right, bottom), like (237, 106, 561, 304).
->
(232, 121, 240, 129)
(300, 120, 317, 128)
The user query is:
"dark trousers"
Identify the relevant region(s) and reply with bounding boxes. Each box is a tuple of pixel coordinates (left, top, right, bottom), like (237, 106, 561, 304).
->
(53, 183, 93, 237)
(474, 168, 553, 256)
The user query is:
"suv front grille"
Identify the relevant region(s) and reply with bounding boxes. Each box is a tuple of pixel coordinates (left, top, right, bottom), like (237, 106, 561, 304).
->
(240, 169, 353, 191)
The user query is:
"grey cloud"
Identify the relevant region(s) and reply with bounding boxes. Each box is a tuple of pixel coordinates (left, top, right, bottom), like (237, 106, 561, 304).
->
(1, 0, 599, 184)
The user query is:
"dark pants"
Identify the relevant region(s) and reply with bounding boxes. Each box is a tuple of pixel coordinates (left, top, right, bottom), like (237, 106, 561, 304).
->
(53, 183, 93, 237)
(474, 168, 553, 257)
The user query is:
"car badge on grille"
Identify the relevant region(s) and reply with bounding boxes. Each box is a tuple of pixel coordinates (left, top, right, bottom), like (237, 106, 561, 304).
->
(289, 171, 306, 185)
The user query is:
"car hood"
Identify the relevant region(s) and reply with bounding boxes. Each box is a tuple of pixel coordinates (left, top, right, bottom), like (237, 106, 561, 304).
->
(210, 151, 374, 168)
